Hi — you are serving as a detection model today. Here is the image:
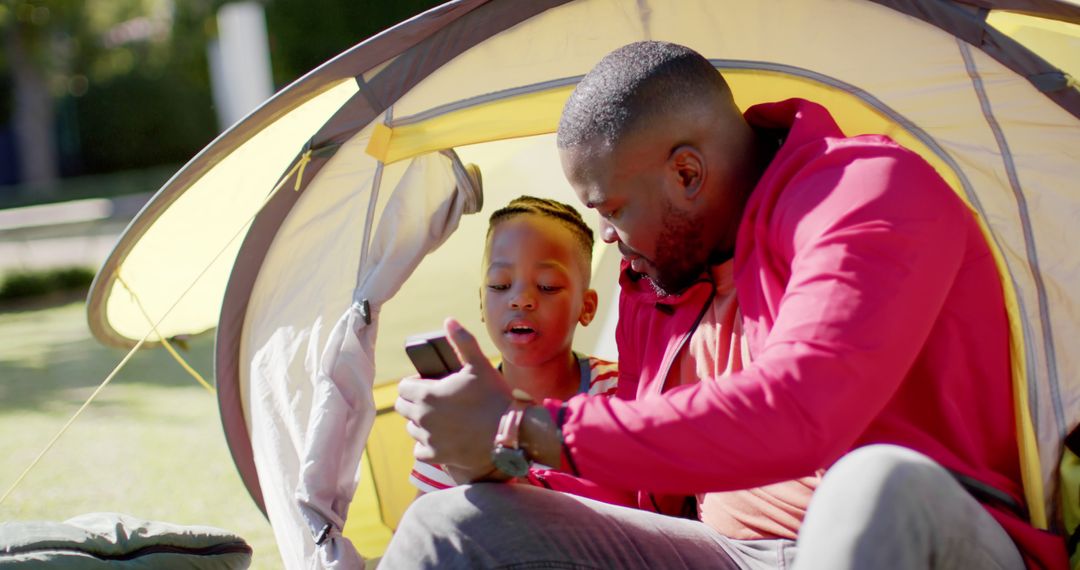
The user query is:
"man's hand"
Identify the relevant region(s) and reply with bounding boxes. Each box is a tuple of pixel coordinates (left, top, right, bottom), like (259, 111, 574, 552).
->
(395, 319, 512, 477)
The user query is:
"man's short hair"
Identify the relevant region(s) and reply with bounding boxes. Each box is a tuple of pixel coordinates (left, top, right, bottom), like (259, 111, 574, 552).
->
(557, 41, 730, 149)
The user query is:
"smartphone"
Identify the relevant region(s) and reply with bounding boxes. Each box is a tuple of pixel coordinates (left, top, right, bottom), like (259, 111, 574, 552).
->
(405, 331, 462, 379)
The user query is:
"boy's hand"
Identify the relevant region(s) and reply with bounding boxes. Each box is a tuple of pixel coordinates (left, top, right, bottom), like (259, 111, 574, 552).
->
(396, 319, 512, 476)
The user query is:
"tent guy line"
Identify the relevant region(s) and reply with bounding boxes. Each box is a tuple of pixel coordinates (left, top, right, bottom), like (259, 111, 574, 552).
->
(0, 147, 316, 506)
(0, 333, 151, 507)
(118, 273, 216, 395)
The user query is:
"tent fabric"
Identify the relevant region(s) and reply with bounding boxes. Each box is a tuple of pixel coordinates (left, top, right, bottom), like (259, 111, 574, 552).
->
(83, 0, 1079, 566)
(249, 150, 480, 569)
(869, 0, 1080, 115)
(87, 78, 360, 348)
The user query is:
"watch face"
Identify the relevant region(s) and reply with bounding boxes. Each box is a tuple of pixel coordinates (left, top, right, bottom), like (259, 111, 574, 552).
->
(491, 445, 530, 478)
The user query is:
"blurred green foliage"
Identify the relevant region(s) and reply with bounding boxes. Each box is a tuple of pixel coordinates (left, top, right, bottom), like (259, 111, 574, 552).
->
(1, 0, 444, 187)
(74, 71, 217, 173)
(0, 266, 95, 302)
(264, 0, 443, 88)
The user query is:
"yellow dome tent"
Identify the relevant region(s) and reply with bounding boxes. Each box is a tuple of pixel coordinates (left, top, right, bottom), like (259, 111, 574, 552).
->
(86, 0, 1080, 566)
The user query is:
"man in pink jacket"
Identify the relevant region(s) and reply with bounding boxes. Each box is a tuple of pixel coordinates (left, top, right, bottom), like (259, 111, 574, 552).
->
(387, 41, 1066, 569)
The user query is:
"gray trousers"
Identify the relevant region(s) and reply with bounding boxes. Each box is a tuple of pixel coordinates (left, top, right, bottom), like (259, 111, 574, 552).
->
(378, 445, 1025, 569)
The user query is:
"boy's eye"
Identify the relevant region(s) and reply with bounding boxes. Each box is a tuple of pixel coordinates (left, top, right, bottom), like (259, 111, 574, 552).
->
(538, 285, 563, 293)
(487, 283, 510, 291)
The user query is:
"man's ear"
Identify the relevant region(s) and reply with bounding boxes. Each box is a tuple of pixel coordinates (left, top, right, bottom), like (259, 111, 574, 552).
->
(668, 144, 705, 200)
(579, 288, 599, 326)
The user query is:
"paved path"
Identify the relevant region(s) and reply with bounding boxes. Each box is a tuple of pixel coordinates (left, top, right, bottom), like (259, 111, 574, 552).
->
(0, 193, 151, 275)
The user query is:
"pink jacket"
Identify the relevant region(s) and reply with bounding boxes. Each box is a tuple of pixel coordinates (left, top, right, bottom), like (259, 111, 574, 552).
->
(545, 99, 1065, 568)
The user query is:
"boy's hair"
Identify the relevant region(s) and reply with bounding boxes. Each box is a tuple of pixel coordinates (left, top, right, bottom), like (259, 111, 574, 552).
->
(487, 196, 595, 282)
(557, 41, 730, 149)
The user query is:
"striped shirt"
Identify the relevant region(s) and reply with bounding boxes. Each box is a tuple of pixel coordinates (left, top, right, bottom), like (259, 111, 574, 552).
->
(409, 355, 618, 493)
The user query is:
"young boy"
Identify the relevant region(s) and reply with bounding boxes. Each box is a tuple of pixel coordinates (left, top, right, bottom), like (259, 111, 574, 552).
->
(408, 196, 630, 506)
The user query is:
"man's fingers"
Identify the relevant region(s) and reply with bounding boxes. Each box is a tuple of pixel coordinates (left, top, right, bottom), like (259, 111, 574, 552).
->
(404, 417, 427, 442)
(406, 421, 436, 461)
(445, 318, 488, 368)
(394, 396, 417, 421)
(413, 441, 435, 462)
(396, 375, 431, 404)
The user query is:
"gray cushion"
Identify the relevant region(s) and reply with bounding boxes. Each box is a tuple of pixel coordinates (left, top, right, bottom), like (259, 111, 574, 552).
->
(0, 513, 251, 568)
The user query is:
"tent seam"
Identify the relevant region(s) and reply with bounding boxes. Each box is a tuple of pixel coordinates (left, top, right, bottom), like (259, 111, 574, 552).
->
(356, 107, 393, 290)
(389, 76, 583, 127)
(957, 39, 1066, 440)
(636, 0, 653, 40)
(354, 76, 385, 113)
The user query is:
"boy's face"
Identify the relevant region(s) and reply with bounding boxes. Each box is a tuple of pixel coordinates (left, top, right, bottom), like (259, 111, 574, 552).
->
(482, 214, 597, 368)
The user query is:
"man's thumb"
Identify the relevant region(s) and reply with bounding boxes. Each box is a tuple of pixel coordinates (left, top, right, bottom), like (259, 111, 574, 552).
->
(445, 318, 486, 367)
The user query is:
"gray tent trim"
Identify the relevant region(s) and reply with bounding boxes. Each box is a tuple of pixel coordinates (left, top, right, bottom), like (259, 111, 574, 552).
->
(354, 76, 386, 118)
(359, 114, 391, 283)
(870, 0, 1080, 119)
(390, 76, 586, 127)
(959, 38, 1066, 441)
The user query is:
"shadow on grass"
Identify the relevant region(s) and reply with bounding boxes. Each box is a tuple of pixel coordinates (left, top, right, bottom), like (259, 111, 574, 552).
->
(0, 302, 216, 413)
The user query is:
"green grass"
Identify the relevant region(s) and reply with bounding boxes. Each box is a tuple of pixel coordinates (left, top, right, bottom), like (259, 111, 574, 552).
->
(0, 302, 280, 568)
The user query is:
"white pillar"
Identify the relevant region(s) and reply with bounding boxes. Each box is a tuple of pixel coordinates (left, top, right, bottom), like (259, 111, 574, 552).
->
(208, 2, 274, 131)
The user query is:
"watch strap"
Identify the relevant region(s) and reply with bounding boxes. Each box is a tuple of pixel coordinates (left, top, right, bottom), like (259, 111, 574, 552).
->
(494, 398, 530, 450)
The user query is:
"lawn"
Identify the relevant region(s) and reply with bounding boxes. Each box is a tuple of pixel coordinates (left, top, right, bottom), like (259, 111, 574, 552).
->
(0, 301, 280, 568)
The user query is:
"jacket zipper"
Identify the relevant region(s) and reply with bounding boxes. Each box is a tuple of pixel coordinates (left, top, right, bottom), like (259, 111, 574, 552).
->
(533, 471, 553, 490)
(644, 285, 716, 515)
(653, 286, 717, 396)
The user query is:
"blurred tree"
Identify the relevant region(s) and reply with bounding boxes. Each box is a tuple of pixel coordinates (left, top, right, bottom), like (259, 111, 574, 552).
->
(0, 0, 199, 191)
(73, 0, 220, 174)
(0, 0, 447, 199)
(264, 0, 443, 86)
(0, 1, 69, 192)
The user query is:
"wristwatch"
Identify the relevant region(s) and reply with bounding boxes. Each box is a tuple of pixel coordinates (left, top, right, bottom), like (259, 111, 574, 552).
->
(491, 395, 533, 478)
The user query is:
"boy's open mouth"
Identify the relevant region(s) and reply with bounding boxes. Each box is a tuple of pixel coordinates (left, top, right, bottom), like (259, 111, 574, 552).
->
(505, 321, 538, 344)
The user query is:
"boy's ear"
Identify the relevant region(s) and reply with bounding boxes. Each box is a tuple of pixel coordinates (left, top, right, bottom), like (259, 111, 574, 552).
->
(578, 289, 599, 326)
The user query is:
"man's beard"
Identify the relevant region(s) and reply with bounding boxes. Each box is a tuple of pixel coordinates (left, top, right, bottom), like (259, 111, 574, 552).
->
(643, 201, 708, 297)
